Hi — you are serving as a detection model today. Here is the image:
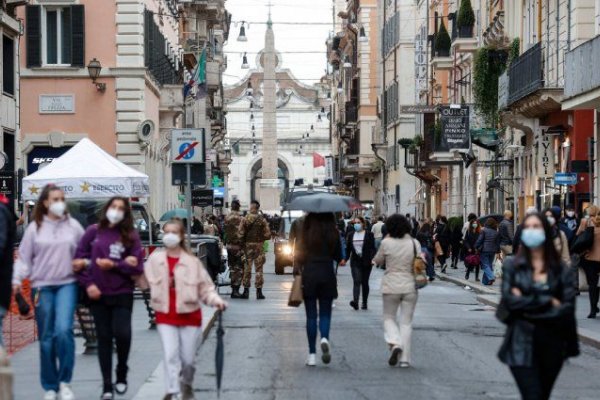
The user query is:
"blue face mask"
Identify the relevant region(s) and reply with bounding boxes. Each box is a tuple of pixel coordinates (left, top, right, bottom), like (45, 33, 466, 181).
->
(354, 223, 362, 232)
(521, 228, 546, 248)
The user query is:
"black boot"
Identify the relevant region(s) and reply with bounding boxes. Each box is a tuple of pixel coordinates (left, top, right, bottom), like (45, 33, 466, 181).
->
(257, 288, 266, 300)
(465, 269, 470, 280)
(241, 288, 250, 299)
(361, 302, 368, 310)
(231, 286, 242, 299)
(451, 261, 458, 269)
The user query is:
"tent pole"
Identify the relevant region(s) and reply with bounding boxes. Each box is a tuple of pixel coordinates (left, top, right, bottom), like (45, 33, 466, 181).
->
(186, 163, 193, 247)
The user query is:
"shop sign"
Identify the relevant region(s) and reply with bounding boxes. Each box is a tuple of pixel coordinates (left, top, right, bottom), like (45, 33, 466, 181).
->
(439, 105, 470, 151)
(555, 172, 578, 185)
(537, 134, 555, 178)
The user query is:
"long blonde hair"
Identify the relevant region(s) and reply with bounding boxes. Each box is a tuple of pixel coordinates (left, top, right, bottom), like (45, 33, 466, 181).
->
(163, 218, 190, 254)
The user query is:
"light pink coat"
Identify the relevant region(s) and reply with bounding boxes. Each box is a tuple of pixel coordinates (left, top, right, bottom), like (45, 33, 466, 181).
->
(143, 250, 221, 314)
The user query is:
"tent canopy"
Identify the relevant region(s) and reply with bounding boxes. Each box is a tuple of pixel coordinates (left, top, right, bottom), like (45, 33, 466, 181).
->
(23, 138, 150, 200)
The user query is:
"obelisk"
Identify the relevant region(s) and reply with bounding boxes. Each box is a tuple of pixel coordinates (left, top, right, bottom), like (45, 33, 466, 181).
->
(259, 9, 280, 210)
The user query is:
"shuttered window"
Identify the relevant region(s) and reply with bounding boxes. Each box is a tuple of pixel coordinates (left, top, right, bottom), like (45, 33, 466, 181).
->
(26, 5, 84, 67)
(3, 36, 15, 95)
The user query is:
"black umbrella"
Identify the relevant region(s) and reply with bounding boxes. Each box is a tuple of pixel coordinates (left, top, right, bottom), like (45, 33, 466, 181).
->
(215, 311, 225, 398)
(285, 193, 363, 213)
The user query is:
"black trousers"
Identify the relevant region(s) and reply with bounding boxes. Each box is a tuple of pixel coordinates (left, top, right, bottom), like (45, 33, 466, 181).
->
(90, 294, 134, 392)
(581, 259, 600, 314)
(510, 327, 564, 400)
(350, 261, 373, 305)
(451, 244, 461, 265)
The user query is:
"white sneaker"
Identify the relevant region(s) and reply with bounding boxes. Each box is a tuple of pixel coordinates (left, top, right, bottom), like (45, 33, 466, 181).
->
(399, 361, 411, 368)
(59, 383, 75, 400)
(320, 338, 331, 364)
(43, 390, 57, 400)
(306, 353, 316, 366)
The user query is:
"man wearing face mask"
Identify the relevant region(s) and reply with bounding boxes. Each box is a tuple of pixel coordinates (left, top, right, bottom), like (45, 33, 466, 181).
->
(562, 205, 579, 244)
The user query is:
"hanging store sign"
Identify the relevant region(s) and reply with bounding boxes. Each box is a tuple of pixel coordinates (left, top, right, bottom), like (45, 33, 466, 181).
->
(325, 156, 334, 181)
(439, 105, 470, 151)
(414, 24, 428, 103)
(554, 173, 578, 185)
(537, 134, 555, 178)
(400, 105, 438, 114)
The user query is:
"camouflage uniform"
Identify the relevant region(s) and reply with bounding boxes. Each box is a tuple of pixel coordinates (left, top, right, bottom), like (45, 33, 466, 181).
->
(224, 211, 244, 287)
(241, 212, 271, 288)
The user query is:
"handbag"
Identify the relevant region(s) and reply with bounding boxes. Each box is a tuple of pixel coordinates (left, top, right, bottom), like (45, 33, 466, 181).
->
(464, 253, 480, 267)
(434, 241, 443, 258)
(571, 224, 594, 254)
(288, 275, 303, 307)
(495, 298, 512, 324)
(413, 240, 428, 290)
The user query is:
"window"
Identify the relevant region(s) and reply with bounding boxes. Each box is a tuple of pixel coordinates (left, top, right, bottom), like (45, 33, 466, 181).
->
(2, 36, 15, 95)
(26, 5, 85, 68)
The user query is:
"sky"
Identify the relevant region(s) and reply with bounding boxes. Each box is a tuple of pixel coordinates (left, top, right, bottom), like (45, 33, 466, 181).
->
(223, 0, 335, 86)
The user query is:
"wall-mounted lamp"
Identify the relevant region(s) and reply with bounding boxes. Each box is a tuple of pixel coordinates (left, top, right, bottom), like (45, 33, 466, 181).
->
(87, 58, 106, 92)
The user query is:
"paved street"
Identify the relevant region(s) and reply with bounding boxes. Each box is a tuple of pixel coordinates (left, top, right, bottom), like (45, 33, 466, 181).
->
(10, 252, 600, 399)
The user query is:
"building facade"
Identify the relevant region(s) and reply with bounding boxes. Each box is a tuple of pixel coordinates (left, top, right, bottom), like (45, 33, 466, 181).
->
(224, 50, 331, 209)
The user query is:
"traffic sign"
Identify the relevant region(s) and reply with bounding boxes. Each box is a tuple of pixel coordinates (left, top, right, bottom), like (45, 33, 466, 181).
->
(213, 187, 225, 197)
(171, 129, 205, 164)
(555, 172, 578, 185)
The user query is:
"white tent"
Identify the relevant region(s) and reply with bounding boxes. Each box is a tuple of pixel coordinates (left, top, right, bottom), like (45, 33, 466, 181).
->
(23, 138, 150, 200)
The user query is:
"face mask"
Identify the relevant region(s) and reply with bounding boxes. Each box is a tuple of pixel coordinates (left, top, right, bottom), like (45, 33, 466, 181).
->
(48, 201, 66, 217)
(521, 228, 546, 248)
(162, 233, 181, 249)
(354, 223, 362, 232)
(567, 211, 575, 218)
(106, 208, 124, 225)
(471, 223, 478, 228)
(546, 216, 556, 226)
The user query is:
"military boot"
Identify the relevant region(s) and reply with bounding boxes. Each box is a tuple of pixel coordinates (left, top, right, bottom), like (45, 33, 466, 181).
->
(230, 286, 242, 299)
(257, 288, 266, 300)
(241, 288, 250, 299)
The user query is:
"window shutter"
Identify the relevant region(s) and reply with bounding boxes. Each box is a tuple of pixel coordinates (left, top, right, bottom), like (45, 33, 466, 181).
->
(26, 5, 41, 68)
(70, 5, 85, 67)
(62, 7, 72, 64)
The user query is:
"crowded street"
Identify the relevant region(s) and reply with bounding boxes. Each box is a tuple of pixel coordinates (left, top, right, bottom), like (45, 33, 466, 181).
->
(7, 251, 600, 400)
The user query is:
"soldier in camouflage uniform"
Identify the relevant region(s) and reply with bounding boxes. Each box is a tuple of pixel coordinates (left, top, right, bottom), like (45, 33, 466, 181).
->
(240, 200, 271, 300)
(224, 200, 245, 298)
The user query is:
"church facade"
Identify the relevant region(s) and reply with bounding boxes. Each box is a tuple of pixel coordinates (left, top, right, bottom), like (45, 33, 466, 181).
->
(224, 51, 331, 210)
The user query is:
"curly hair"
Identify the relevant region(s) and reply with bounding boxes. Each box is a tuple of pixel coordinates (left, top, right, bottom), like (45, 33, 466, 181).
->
(385, 214, 412, 238)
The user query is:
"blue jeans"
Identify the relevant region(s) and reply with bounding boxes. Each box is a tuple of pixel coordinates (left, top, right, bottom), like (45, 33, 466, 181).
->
(304, 297, 333, 354)
(423, 248, 435, 279)
(480, 252, 496, 284)
(32, 283, 78, 391)
(0, 306, 6, 348)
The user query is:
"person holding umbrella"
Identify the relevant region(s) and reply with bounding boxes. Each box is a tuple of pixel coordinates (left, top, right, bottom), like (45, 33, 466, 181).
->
(144, 219, 227, 400)
(341, 216, 377, 310)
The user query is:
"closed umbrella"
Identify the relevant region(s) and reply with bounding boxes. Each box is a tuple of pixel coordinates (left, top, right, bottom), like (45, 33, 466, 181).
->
(215, 311, 225, 398)
(159, 208, 189, 221)
(285, 193, 363, 213)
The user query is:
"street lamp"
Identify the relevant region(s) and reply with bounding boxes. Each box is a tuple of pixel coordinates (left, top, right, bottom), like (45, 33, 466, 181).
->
(241, 52, 250, 69)
(237, 22, 248, 42)
(343, 56, 352, 68)
(359, 26, 368, 43)
(87, 58, 106, 92)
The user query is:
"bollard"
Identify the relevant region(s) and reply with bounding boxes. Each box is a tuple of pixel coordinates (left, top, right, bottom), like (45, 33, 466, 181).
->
(0, 346, 13, 400)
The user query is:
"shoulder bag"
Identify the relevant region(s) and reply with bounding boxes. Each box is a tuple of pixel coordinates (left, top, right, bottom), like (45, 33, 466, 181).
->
(571, 220, 594, 254)
(413, 240, 428, 290)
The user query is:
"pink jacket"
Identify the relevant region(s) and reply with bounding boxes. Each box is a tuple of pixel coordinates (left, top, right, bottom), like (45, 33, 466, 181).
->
(143, 250, 221, 314)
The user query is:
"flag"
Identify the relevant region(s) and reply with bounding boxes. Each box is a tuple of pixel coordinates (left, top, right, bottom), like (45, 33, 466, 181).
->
(183, 52, 201, 98)
(313, 152, 326, 168)
(195, 47, 207, 100)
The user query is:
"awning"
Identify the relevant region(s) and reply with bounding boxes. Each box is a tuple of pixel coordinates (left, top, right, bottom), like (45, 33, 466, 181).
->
(471, 128, 500, 151)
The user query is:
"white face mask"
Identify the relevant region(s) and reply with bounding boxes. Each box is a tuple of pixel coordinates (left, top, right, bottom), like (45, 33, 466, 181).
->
(106, 208, 125, 225)
(567, 211, 575, 218)
(546, 216, 556, 226)
(162, 233, 181, 249)
(48, 201, 66, 217)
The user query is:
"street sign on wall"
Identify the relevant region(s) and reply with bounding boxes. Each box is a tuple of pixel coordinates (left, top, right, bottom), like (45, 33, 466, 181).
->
(555, 172, 578, 185)
(171, 128, 206, 164)
(439, 105, 470, 151)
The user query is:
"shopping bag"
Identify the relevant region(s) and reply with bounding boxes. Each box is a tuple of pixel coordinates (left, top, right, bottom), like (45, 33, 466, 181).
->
(288, 275, 303, 307)
(493, 256, 503, 278)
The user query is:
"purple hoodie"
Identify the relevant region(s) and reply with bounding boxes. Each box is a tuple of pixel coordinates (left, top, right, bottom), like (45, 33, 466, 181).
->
(75, 224, 144, 295)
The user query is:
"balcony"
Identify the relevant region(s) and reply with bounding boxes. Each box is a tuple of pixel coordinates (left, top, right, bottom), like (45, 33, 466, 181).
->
(159, 85, 184, 115)
(506, 42, 563, 118)
(564, 35, 600, 110)
(341, 154, 377, 175)
(451, 34, 478, 53)
(431, 53, 453, 71)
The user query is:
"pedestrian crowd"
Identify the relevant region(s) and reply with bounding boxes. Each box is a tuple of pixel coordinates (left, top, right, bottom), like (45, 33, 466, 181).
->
(0, 186, 597, 400)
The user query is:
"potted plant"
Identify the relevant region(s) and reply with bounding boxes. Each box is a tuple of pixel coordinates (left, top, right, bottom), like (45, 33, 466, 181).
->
(457, 0, 475, 38)
(435, 21, 451, 57)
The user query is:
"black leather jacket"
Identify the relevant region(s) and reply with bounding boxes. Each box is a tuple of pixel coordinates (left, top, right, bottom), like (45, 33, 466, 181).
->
(497, 256, 579, 367)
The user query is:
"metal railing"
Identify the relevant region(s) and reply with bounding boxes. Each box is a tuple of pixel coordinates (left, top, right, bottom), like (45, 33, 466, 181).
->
(508, 42, 543, 105)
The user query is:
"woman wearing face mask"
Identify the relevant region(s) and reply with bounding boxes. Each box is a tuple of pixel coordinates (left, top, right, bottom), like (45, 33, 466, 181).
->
(575, 205, 600, 318)
(341, 216, 376, 310)
(498, 212, 579, 400)
(144, 219, 227, 400)
(544, 208, 570, 266)
(73, 197, 143, 400)
(463, 220, 481, 281)
(12, 184, 84, 400)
